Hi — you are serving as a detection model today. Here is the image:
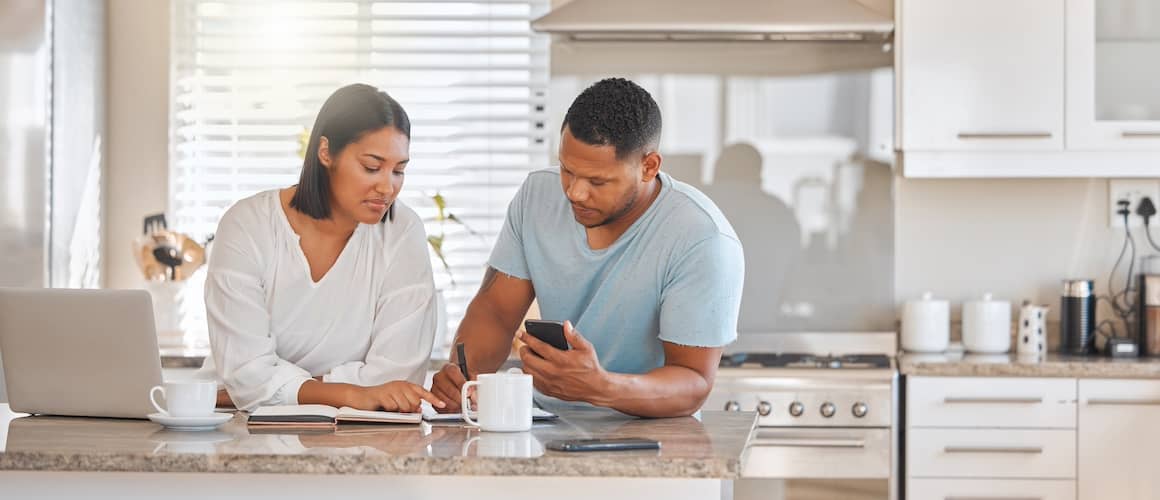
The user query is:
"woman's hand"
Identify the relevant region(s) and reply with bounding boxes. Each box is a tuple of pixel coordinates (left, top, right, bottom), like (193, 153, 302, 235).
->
(352, 381, 445, 413)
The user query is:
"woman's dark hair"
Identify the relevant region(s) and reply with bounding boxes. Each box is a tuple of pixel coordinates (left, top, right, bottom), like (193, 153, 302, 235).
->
(291, 83, 411, 222)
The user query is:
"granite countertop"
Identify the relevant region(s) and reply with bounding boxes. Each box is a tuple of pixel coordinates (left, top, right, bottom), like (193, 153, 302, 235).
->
(0, 405, 756, 478)
(900, 351, 1160, 378)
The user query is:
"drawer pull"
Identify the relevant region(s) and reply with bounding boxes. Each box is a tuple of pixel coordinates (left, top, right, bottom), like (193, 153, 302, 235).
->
(943, 397, 1043, 404)
(943, 446, 1043, 455)
(1087, 398, 1160, 406)
(751, 437, 866, 449)
(946, 497, 1041, 500)
(1122, 131, 1160, 138)
(957, 132, 1053, 139)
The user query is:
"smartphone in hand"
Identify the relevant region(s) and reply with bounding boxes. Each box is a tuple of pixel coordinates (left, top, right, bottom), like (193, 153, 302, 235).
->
(523, 319, 570, 351)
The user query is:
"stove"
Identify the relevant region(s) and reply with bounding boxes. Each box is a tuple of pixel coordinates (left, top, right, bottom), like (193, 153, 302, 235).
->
(705, 332, 899, 500)
(720, 352, 892, 370)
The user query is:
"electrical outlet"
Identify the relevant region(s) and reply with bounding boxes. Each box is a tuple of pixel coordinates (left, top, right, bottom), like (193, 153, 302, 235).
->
(1109, 179, 1160, 228)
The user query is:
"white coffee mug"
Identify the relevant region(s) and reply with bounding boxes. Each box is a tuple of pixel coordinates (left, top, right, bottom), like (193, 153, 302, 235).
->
(461, 370, 533, 432)
(150, 381, 217, 417)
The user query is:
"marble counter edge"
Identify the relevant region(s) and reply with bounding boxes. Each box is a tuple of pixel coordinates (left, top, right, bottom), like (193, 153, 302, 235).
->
(899, 358, 1160, 378)
(0, 451, 741, 478)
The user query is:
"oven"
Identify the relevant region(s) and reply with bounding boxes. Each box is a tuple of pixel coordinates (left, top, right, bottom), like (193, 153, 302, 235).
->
(706, 333, 899, 500)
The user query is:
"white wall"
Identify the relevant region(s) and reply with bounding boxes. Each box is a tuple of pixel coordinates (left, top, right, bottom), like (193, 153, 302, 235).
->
(896, 178, 1132, 325)
(104, 0, 169, 289)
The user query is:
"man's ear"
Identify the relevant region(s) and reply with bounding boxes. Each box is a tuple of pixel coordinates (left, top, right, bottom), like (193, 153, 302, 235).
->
(318, 136, 332, 169)
(641, 150, 662, 182)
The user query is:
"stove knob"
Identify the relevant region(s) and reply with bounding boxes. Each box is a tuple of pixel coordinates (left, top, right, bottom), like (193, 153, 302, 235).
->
(724, 401, 741, 412)
(756, 401, 772, 416)
(820, 402, 836, 418)
(788, 401, 804, 417)
(852, 402, 869, 418)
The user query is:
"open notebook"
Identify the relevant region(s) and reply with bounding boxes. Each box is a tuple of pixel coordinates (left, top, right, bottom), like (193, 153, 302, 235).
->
(418, 403, 557, 423)
(248, 404, 423, 427)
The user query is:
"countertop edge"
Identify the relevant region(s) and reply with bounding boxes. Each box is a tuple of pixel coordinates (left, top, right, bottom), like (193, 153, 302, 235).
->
(0, 451, 740, 478)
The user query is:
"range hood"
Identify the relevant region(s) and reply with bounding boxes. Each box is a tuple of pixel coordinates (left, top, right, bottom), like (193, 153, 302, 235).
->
(531, 0, 893, 42)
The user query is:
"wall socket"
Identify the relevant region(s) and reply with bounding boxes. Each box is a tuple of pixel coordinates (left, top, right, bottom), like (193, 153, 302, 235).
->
(1109, 179, 1160, 228)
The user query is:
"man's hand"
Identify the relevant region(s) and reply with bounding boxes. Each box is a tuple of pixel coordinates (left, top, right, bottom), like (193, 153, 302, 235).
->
(430, 363, 470, 413)
(518, 321, 608, 404)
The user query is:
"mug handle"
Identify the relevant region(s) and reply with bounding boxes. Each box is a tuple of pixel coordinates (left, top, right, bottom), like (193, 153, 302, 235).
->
(461, 381, 480, 427)
(149, 386, 168, 416)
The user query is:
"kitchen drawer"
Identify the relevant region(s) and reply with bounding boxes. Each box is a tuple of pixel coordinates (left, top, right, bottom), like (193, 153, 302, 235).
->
(908, 478, 1075, 500)
(908, 377, 1076, 428)
(908, 428, 1076, 479)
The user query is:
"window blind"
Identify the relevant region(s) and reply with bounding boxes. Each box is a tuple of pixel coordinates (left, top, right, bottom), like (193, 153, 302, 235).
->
(170, 0, 550, 348)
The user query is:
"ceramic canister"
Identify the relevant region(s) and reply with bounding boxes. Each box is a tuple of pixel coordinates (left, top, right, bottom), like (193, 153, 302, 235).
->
(962, 293, 1012, 354)
(901, 292, 950, 352)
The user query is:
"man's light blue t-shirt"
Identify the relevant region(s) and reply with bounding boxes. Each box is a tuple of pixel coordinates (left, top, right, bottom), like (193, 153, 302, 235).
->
(489, 169, 745, 400)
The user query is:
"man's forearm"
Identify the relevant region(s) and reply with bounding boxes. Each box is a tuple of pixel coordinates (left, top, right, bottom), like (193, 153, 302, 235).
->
(451, 299, 520, 375)
(593, 366, 713, 418)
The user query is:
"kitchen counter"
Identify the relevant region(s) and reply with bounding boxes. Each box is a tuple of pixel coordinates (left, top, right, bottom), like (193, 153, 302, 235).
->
(0, 404, 754, 478)
(900, 351, 1160, 378)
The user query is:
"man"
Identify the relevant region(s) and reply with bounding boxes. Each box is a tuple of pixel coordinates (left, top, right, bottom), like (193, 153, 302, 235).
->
(430, 78, 744, 418)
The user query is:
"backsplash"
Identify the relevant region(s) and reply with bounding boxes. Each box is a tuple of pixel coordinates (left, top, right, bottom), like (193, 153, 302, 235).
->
(896, 177, 1140, 329)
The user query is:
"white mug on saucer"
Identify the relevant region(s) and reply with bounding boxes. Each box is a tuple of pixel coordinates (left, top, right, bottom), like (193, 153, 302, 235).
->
(150, 381, 217, 418)
(461, 370, 533, 432)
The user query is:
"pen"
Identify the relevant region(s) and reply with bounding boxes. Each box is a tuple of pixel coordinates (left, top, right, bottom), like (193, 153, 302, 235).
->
(456, 342, 470, 381)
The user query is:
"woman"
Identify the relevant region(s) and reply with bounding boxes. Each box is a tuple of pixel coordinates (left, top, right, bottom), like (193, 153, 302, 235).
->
(203, 84, 444, 413)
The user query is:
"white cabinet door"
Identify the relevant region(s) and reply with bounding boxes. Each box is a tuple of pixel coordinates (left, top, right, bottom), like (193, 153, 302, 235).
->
(1078, 379, 1160, 500)
(908, 428, 1076, 479)
(908, 376, 1077, 429)
(1066, 0, 1160, 150)
(909, 478, 1075, 500)
(899, 0, 1064, 151)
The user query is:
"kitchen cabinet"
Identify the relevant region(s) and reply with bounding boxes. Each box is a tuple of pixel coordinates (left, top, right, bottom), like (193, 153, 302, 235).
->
(899, 0, 1064, 153)
(897, 0, 1160, 177)
(1065, 0, 1160, 151)
(909, 478, 1075, 500)
(906, 376, 1078, 499)
(1078, 379, 1160, 500)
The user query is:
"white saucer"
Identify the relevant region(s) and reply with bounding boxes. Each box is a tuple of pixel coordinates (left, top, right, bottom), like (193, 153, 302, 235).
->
(148, 412, 233, 431)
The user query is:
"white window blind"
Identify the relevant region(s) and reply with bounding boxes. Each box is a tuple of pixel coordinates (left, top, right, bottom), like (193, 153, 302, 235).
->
(169, 0, 550, 349)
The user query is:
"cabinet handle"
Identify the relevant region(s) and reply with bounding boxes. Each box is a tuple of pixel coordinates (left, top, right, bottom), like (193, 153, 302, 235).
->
(943, 446, 1043, 454)
(1087, 398, 1160, 406)
(1122, 131, 1160, 138)
(750, 437, 866, 449)
(946, 497, 1041, 500)
(943, 397, 1043, 404)
(957, 132, 1053, 139)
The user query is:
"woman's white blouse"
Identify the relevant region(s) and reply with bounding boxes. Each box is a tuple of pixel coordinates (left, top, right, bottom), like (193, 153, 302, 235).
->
(203, 189, 437, 411)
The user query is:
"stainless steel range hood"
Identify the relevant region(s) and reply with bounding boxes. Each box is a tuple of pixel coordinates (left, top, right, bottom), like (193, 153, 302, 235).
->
(531, 0, 893, 42)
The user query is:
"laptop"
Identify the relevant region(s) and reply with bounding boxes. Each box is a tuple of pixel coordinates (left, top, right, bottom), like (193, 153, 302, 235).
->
(0, 288, 164, 419)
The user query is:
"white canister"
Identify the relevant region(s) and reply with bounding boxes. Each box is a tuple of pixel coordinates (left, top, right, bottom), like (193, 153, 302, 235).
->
(1017, 301, 1050, 357)
(962, 293, 1012, 354)
(901, 292, 950, 352)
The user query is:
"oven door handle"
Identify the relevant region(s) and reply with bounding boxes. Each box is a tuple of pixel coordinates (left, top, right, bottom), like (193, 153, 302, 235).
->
(750, 436, 867, 449)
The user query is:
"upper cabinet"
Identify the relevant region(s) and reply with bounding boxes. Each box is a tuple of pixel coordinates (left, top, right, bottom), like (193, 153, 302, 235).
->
(1066, 0, 1160, 150)
(900, 0, 1064, 152)
(898, 0, 1160, 177)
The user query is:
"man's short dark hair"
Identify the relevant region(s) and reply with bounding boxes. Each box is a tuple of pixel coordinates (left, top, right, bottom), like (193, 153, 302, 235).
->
(561, 77, 662, 161)
(292, 83, 410, 222)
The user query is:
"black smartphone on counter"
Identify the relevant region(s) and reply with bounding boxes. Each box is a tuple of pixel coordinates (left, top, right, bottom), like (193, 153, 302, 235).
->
(524, 319, 570, 351)
(545, 438, 661, 452)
